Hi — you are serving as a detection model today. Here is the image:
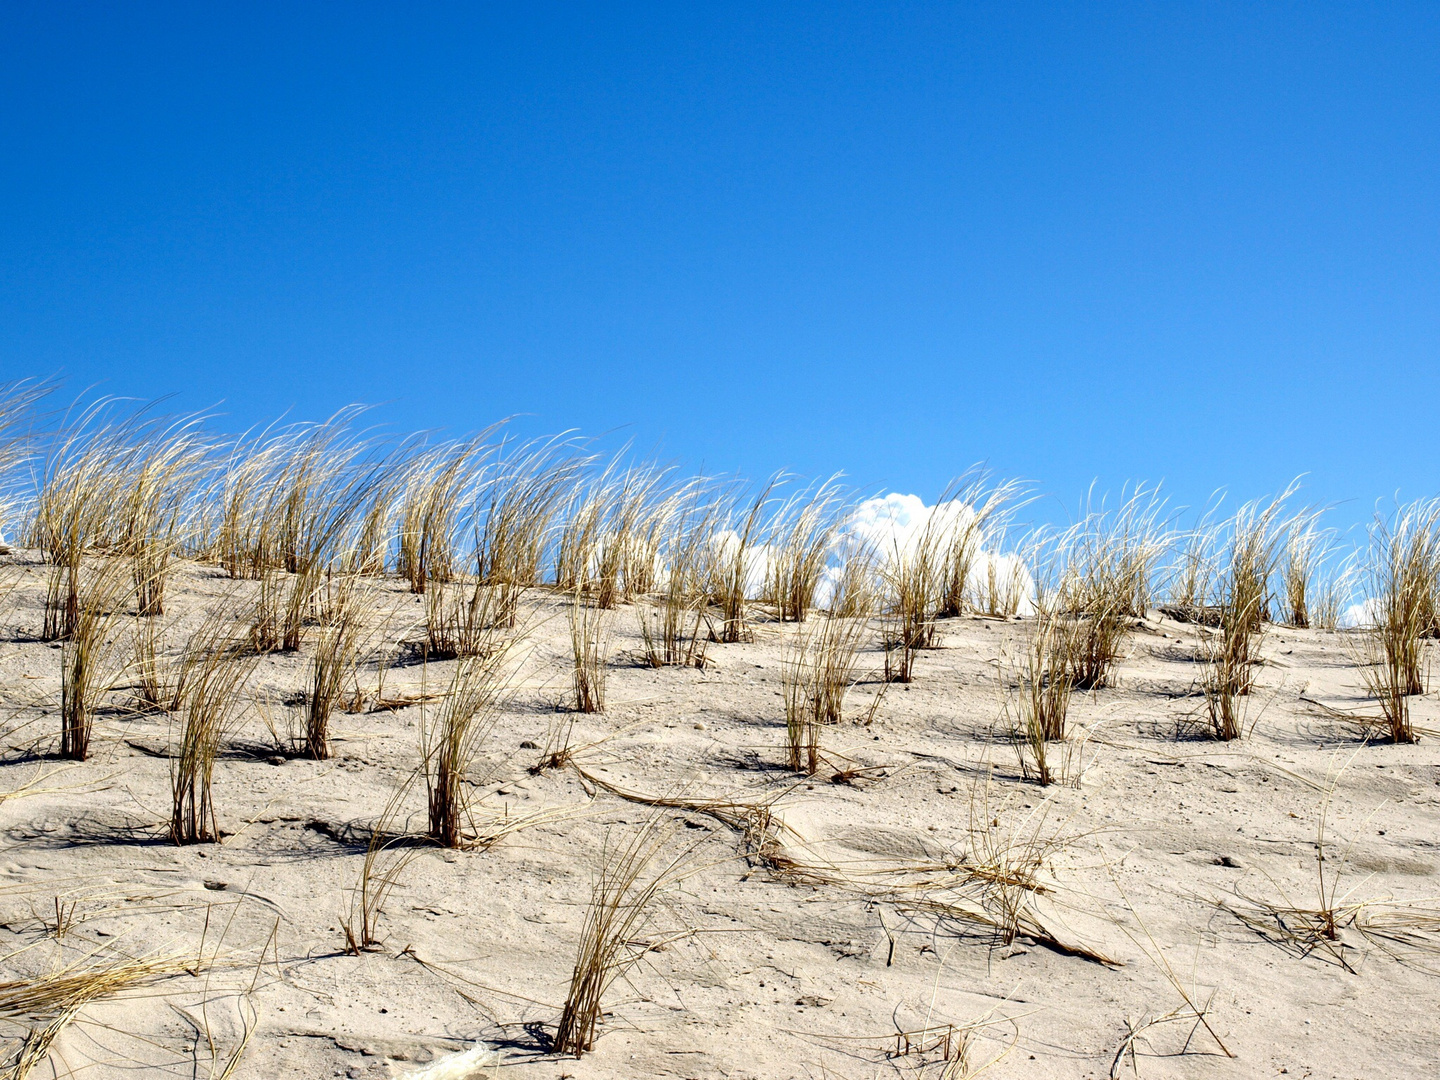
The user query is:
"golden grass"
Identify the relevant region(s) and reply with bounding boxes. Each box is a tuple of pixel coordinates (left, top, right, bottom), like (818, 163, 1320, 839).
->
(1357, 499, 1440, 714)
(34, 400, 149, 641)
(1163, 499, 1223, 616)
(0, 379, 49, 539)
(477, 438, 583, 593)
(767, 476, 846, 623)
(306, 573, 365, 759)
(1279, 509, 1333, 629)
(1189, 486, 1297, 740)
(343, 776, 422, 954)
(398, 434, 497, 593)
(1197, 593, 1265, 741)
(880, 491, 949, 683)
(14, 387, 1440, 1070)
(1343, 623, 1418, 743)
(553, 816, 693, 1056)
(421, 649, 518, 848)
(424, 576, 516, 660)
(135, 593, 245, 715)
(782, 571, 880, 775)
(711, 478, 777, 644)
(0, 945, 197, 1080)
(171, 621, 256, 844)
(636, 484, 719, 669)
(568, 589, 609, 714)
(937, 471, 1028, 619)
(59, 558, 131, 761)
(1055, 485, 1168, 690)
(999, 607, 1077, 785)
(782, 627, 823, 775)
(1208, 758, 1440, 973)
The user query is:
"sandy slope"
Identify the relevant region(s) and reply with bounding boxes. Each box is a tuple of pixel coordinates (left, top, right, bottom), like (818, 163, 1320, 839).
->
(2, 552, 1438, 1079)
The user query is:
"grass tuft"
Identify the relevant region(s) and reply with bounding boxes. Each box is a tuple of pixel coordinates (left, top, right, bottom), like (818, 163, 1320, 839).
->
(553, 818, 691, 1057)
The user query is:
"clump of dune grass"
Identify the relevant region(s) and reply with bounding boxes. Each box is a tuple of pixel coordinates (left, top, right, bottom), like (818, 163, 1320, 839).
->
(215, 433, 270, 579)
(782, 630, 823, 775)
(595, 466, 663, 607)
(1195, 487, 1296, 739)
(306, 573, 366, 759)
(477, 439, 583, 593)
(555, 461, 670, 607)
(171, 623, 257, 844)
(636, 591, 708, 669)
(221, 415, 401, 579)
(248, 569, 284, 653)
(1197, 612, 1261, 741)
(892, 1007, 1024, 1080)
(1356, 500, 1440, 701)
(249, 560, 330, 654)
(1340, 507, 1439, 742)
(636, 487, 717, 668)
(1219, 756, 1440, 974)
(279, 565, 324, 654)
(1056, 486, 1168, 690)
(1224, 485, 1296, 639)
(937, 471, 1028, 619)
(767, 477, 846, 622)
(1278, 509, 1335, 629)
(621, 477, 688, 601)
(118, 416, 210, 616)
(782, 566, 880, 774)
(263, 408, 374, 575)
(0, 379, 49, 541)
(825, 549, 879, 619)
(1162, 500, 1224, 621)
(424, 575, 516, 660)
(530, 714, 581, 775)
(880, 493, 952, 682)
(568, 590, 609, 714)
(814, 597, 882, 727)
(554, 463, 613, 595)
(343, 777, 422, 954)
(34, 401, 146, 641)
(230, 417, 396, 652)
(59, 559, 132, 761)
(709, 479, 776, 643)
(1219, 758, 1364, 970)
(421, 650, 517, 848)
(973, 553, 1032, 618)
(134, 596, 241, 714)
(1344, 628, 1417, 743)
(895, 783, 1116, 964)
(1307, 554, 1358, 632)
(347, 443, 417, 576)
(553, 818, 691, 1057)
(886, 1017, 991, 1078)
(999, 608, 1078, 786)
(398, 435, 496, 593)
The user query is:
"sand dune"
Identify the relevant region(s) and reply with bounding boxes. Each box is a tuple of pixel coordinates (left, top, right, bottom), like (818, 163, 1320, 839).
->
(2, 549, 1437, 1079)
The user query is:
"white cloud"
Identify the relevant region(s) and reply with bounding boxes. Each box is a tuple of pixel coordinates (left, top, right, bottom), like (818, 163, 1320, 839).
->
(835, 492, 977, 564)
(1339, 598, 1379, 629)
(829, 493, 1034, 616)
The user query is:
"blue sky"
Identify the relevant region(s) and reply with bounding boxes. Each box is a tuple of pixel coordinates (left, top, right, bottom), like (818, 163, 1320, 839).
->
(1, 3, 1437, 534)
